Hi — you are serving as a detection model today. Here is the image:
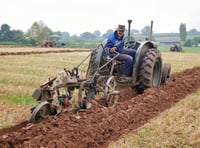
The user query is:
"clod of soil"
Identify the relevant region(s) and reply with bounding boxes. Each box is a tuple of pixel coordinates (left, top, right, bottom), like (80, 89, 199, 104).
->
(0, 66, 200, 148)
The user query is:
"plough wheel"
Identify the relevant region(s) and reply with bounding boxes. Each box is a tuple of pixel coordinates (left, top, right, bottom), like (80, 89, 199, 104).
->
(29, 101, 51, 123)
(104, 76, 119, 107)
(161, 63, 171, 85)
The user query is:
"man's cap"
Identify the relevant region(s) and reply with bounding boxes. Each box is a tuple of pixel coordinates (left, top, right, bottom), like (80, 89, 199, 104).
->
(117, 25, 125, 31)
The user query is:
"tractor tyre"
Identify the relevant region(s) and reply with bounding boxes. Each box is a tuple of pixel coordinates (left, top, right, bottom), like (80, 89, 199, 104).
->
(137, 48, 162, 93)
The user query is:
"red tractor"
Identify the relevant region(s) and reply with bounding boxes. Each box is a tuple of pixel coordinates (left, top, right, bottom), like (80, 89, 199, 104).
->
(41, 40, 57, 47)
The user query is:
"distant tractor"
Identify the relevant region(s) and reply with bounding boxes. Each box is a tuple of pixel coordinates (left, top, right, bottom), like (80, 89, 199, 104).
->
(170, 43, 183, 52)
(41, 40, 57, 47)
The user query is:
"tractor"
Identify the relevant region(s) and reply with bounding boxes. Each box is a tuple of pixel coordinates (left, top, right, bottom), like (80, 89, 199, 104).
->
(29, 20, 171, 123)
(170, 43, 183, 52)
(41, 40, 57, 47)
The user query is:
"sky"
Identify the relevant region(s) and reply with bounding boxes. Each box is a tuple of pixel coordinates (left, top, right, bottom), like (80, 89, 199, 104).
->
(0, 0, 199, 35)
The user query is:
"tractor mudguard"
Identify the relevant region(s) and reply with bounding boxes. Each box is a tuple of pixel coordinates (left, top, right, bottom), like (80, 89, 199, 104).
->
(132, 41, 157, 84)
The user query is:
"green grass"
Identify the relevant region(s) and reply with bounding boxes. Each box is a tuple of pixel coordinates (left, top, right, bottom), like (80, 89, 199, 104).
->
(6, 95, 37, 105)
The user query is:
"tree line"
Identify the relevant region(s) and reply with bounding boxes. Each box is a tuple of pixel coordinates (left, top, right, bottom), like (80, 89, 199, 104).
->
(0, 21, 200, 48)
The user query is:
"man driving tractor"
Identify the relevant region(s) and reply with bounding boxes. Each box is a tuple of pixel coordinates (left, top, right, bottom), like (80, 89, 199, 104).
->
(104, 24, 136, 79)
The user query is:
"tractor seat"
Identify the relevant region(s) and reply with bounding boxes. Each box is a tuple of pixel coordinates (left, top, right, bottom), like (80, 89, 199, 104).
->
(107, 57, 125, 76)
(106, 56, 124, 65)
(101, 39, 124, 66)
(115, 60, 124, 65)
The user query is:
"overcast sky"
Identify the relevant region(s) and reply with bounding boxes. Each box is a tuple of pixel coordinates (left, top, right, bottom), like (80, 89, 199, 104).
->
(0, 0, 199, 35)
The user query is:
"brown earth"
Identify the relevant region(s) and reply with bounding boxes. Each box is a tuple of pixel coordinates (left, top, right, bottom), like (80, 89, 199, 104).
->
(0, 66, 200, 148)
(0, 49, 90, 56)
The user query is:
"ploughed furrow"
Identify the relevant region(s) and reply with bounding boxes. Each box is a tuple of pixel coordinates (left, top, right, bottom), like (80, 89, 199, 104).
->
(0, 66, 200, 148)
(0, 49, 90, 56)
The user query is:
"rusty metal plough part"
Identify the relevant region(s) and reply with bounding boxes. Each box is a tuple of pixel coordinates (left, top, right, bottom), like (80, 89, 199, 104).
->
(29, 46, 121, 123)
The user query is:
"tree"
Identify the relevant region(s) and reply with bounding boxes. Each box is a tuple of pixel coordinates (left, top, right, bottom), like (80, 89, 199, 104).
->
(70, 34, 79, 42)
(50, 31, 62, 42)
(1, 24, 10, 34)
(61, 32, 70, 41)
(26, 21, 51, 46)
(184, 39, 192, 47)
(11, 30, 26, 43)
(102, 29, 113, 39)
(193, 37, 200, 47)
(179, 23, 187, 42)
(131, 29, 139, 34)
(80, 32, 96, 41)
(188, 28, 198, 34)
(141, 26, 151, 37)
(93, 30, 101, 40)
(0, 24, 11, 41)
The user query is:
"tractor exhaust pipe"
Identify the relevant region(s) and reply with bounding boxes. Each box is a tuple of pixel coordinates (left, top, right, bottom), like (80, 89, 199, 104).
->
(150, 20, 153, 41)
(127, 20, 132, 42)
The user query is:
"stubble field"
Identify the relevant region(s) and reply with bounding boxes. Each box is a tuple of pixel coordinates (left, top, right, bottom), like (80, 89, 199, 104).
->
(0, 47, 200, 147)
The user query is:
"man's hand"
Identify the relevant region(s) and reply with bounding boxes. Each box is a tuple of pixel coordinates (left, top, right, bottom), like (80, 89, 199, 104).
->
(110, 47, 117, 53)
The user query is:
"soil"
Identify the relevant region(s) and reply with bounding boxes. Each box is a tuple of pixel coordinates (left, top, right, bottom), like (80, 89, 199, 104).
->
(0, 49, 90, 56)
(0, 66, 200, 148)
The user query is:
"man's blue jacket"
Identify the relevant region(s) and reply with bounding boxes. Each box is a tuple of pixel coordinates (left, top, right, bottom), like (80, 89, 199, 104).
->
(105, 31, 125, 57)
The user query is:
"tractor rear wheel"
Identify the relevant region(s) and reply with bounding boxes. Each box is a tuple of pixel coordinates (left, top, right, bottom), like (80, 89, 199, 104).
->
(137, 48, 162, 92)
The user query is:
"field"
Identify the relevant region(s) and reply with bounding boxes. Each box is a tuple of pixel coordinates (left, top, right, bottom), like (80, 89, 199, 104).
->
(0, 46, 200, 147)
